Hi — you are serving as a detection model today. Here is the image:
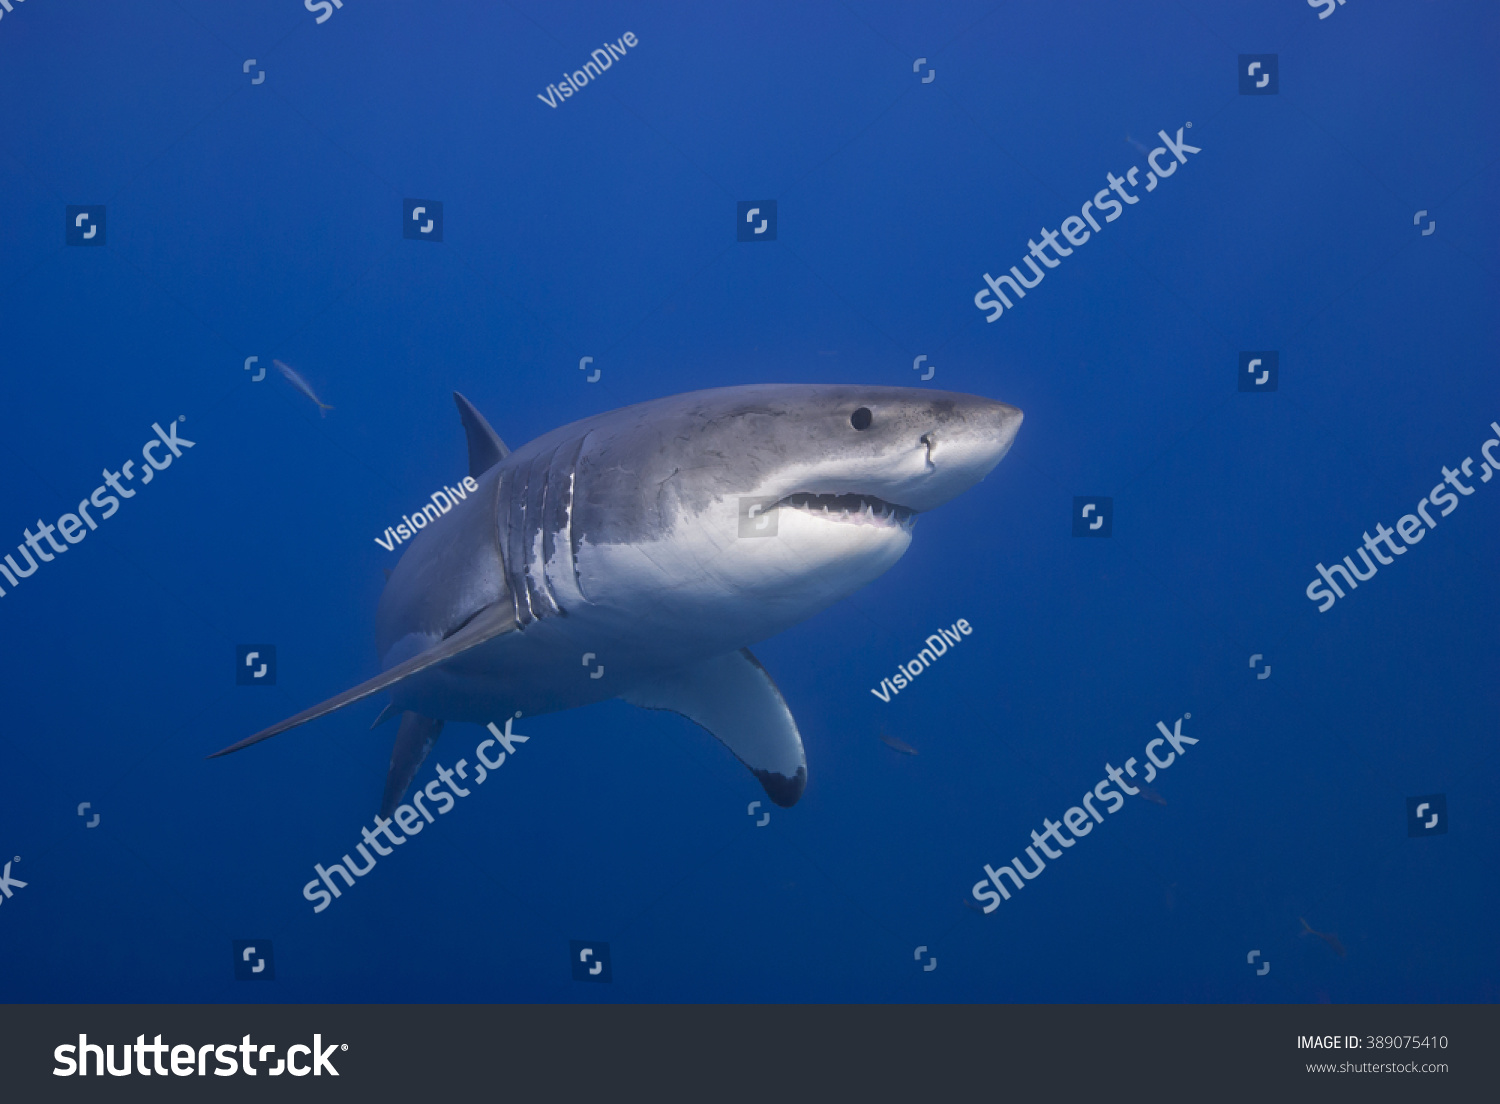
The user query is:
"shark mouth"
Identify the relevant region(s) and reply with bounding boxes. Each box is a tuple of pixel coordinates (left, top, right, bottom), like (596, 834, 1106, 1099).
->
(774, 492, 916, 530)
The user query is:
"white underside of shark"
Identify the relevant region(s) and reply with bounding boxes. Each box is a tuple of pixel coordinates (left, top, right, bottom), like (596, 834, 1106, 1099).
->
(212, 384, 1022, 815)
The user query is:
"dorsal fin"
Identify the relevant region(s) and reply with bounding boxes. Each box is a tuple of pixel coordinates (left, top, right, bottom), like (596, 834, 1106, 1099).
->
(453, 392, 509, 477)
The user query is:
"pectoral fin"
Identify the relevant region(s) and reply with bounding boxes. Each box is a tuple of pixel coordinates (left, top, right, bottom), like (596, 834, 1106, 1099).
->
(381, 712, 444, 818)
(208, 601, 518, 758)
(622, 649, 807, 806)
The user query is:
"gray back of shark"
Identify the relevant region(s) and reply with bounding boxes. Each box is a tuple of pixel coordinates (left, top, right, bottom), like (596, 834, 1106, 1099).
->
(213, 384, 1023, 816)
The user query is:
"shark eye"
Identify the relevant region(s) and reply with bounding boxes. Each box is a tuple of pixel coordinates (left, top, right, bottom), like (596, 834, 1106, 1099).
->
(850, 407, 873, 430)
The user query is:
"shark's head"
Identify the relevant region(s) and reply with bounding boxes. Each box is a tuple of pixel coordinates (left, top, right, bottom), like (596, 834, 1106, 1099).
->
(742, 384, 1024, 516)
(567, 384, 1023, 643)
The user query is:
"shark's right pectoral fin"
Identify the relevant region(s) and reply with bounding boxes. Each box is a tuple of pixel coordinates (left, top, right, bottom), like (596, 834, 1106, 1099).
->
(622, 649, 807, 807)
(208, 602, 519, 758)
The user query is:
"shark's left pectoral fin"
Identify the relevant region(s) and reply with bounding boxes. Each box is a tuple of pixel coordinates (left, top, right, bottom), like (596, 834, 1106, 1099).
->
(623, 649, 807, 806)
(208, 601, 519, 758)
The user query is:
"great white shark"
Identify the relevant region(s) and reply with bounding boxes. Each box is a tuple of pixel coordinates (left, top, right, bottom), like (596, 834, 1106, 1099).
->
(212, 384, 1023, 814)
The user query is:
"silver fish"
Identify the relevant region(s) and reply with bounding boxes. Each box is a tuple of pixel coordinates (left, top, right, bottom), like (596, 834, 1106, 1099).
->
(1300, 917, 1347, 958)
(879, 731, 919, 756)
(273, 359, 334, 416)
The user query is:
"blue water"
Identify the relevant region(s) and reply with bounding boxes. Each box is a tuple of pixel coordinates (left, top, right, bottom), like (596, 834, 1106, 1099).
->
(1, 1, 1495, 1004)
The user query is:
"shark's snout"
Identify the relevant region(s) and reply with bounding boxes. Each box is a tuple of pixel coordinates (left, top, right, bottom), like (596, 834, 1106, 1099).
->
(761, 390, 1022, 522)
(898, 396, 1023, 512)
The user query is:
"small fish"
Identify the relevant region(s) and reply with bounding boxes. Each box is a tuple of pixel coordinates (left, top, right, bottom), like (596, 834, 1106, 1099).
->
(1125, 133, 1150, 155)
(1299, 917, 1348, 958)
(879, 731, 918, 756)
(273, 359, 334, 416)
(1136, 784, 1167, 806)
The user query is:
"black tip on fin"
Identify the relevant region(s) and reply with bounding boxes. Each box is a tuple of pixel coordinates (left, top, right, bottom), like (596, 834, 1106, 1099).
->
(453, 391, 509, 477)
(755, 766, 806, 808)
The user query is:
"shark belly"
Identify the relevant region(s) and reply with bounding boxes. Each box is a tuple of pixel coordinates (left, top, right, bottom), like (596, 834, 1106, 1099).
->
(386, 499, 912, 721)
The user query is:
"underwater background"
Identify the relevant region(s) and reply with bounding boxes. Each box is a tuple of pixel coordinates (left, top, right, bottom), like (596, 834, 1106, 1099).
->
(0, 0, 1495, 1003)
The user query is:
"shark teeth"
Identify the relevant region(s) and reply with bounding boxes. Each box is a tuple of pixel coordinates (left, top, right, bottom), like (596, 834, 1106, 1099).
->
(775, 492, 915, 529)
